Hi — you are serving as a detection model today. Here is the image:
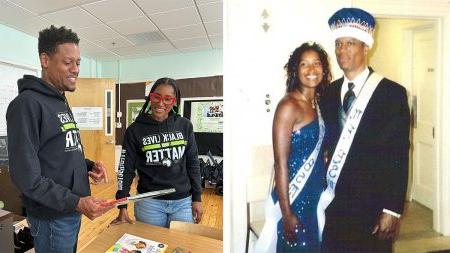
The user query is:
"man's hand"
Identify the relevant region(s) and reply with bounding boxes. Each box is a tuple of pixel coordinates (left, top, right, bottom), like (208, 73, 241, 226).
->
(88, 161, 108, 184)
(76, 196, 114, 220)
(372, 213, 400, 240)
(110, 208, 134, 226)
(192, 201, 203, 223)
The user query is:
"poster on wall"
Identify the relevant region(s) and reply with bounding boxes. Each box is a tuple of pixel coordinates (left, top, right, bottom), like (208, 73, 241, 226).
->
(71, 107, 103, 130)
(127, 99, 146, 127)
(189, 101, 223, 133)
(0, 61, 38, 136)
(181, 97, 223, 156)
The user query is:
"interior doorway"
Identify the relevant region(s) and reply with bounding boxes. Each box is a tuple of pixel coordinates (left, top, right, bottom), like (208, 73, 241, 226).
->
(370, 17, 441, 243)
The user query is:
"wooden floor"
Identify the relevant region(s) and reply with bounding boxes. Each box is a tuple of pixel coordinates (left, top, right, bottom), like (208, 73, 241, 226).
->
(77, 179, 223, 252)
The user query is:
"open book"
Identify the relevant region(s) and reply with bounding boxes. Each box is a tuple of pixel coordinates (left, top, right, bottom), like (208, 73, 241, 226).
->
(105, 233, 168, 253)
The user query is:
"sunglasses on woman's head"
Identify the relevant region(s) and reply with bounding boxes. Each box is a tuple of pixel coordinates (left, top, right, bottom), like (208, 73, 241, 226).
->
(149, 92, 176, 106)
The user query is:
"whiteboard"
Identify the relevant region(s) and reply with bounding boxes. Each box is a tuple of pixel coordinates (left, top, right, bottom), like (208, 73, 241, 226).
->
(0, 60, 39, 136)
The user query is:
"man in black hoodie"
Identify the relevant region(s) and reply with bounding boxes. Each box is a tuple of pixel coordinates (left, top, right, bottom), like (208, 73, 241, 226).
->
(6, 25, 114, 253)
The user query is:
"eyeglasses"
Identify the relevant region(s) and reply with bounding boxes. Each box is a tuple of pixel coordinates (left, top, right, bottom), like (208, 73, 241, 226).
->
(149, 92, 176, 106)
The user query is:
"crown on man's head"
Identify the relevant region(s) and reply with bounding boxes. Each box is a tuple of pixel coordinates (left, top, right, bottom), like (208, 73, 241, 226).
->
(328, 8, 376, 48)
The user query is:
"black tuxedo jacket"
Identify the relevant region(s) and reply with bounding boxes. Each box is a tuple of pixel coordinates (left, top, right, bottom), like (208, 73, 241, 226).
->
(320, 70, 410, 251)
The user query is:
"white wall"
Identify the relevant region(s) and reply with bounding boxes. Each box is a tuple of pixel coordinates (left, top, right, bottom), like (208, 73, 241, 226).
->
(226, 0, 450, 252)
(369, 18, 433, 92)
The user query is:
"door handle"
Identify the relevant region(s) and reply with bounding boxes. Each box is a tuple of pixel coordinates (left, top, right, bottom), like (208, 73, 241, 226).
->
(106, 140, 115, 145)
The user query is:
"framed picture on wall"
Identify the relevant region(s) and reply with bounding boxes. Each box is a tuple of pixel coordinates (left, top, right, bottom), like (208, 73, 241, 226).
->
(180, 97, 223, 156)
(126, 99, 145, 128)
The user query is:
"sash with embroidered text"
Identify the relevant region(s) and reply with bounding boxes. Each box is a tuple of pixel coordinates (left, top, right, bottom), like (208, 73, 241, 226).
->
(316, 72, 384, 240)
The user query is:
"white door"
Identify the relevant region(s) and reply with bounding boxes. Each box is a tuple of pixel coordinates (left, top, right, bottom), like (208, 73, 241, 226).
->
(411, 27, 437, 211)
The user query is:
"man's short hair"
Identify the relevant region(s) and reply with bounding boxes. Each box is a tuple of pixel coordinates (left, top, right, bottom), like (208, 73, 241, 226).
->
(38, 25, 80, 55)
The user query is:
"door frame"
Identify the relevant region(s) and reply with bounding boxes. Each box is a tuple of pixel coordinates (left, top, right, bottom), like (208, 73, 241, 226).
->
(363, 3, 447, 233)
(403, 24, 439, 229)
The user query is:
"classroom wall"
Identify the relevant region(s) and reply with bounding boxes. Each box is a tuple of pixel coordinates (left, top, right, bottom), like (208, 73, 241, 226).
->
(0, 23, 97, 77)
(0, 24, 40, 69)
(100, 49, 223, 82)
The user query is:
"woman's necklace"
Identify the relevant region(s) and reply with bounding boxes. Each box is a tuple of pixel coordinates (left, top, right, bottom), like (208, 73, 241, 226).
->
(299, 92, 316, 109)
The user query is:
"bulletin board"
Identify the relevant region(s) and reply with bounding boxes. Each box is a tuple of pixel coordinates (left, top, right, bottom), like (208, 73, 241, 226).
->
(126, 99, 146, 128)
(0, 60, 38, 164)
(0, 59, 39, 214)
(0, 60, 38, 135)
(181, 97, 223, 156)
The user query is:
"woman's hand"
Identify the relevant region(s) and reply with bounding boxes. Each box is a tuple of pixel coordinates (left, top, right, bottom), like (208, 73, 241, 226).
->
(192, 201, 203, 223)
(282, 212, 301, 243)
(110, 208, 134, 226)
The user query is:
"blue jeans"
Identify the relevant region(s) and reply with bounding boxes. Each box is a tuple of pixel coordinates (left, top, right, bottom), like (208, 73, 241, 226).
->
(27, 213, 81, 253)
(134, 196, 193, 228)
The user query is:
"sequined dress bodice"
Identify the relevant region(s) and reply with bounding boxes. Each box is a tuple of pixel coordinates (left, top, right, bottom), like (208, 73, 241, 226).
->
(275, 118, 325, 253)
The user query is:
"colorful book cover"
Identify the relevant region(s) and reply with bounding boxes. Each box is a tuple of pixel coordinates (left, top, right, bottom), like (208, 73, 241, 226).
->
(105, 233, 167, 253)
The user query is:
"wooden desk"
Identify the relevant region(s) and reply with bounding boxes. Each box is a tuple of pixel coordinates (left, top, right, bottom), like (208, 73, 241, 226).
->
(79, 221, 223, 253)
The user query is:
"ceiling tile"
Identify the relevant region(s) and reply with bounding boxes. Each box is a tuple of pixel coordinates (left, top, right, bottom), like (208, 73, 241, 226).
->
(172, 36, 210, 49)
(108, 16, 157, 35)
(197, 1, 222, 22)
(134, 0, 193, 15)
(0, 0, 36, 25)
(111, 41, 176, 56)
(209, 35, 222, 49)
(125, 31, 167, 45)
(145, 41, 176, 52)
(85, 50, 119, 59)
(119, 53, 152, 60)
(179, 45, 212, 53)
(149, 50, 178, 56)
(93, 36, 133, 49)
(8, 0, 99, 15)
(3, 0, 222, 62)
(204, 20, 222, 36)
(43, 6, 102, 29)
(8, 16, 53, 37)
(195, 0, 222, 5)
(79, 40, 106, 54)
(149, 6, 200, 30)
(162, 23, 206, 41)
(111, 44, 151, 56)
(75, 24, 121, 40)
(82, 0, 142, 23)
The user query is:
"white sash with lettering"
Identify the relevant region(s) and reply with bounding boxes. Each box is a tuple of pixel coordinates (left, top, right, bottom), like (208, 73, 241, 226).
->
(316, 72, 384, 240)
(253, 106, 325, 253)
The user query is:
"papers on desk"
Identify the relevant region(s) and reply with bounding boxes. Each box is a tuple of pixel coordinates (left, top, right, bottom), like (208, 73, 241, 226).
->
(13, 218, 29, 234)
(105, 233, 168, 253)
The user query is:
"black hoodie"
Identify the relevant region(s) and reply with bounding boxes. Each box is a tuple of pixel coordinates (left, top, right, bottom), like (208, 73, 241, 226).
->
(6, 75, 93, 219)
(116, 111, 201, 205)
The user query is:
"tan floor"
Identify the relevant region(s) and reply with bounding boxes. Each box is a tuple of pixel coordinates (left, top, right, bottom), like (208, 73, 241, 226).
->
(394, 201, 450, 253)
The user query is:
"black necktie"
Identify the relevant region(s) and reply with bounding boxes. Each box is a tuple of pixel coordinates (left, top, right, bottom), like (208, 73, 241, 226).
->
(343, 82, 355, 114)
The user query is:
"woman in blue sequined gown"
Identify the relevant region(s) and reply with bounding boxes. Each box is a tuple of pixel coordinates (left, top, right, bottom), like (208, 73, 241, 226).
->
(272, 42, 332, 252)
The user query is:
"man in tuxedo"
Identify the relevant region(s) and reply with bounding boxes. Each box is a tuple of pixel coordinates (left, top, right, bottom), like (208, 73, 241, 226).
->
(319, 8, 410, 253)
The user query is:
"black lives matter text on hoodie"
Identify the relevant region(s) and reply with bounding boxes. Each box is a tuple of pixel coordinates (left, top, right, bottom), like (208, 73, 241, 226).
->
(116, 111, 202, 206)
(6, 75, 94, 219)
